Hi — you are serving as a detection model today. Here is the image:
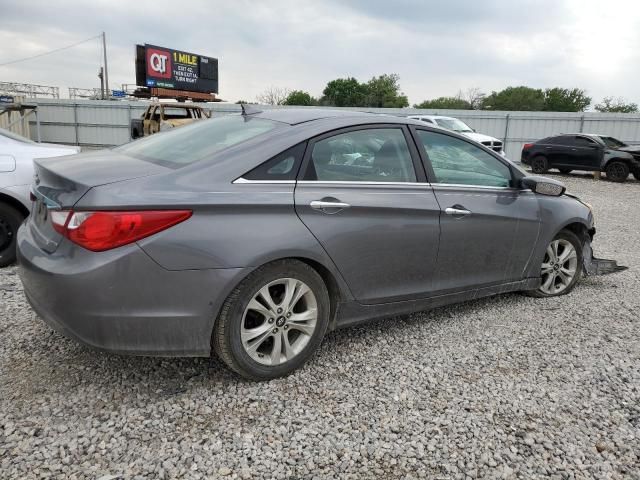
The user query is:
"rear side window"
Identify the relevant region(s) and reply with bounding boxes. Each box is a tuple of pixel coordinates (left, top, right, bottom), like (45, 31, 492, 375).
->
(552, 136, 575, 146)
(117, 115, 279, 168)
(243, 143, 306, 181)
(304, 128, 416, 182)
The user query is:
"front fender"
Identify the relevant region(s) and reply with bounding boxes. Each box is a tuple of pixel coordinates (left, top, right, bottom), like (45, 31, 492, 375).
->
(523, 195, 592, 278)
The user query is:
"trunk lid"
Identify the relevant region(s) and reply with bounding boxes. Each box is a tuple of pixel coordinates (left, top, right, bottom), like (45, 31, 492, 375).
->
(30, 150, 168, 253)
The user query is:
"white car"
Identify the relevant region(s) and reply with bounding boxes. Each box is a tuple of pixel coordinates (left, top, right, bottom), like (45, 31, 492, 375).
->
(0, 128, 80, 266)
(408, 115, 506, 156)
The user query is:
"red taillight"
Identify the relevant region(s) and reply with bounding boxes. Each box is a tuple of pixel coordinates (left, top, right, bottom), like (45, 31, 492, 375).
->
(523, 143, 534, 150)
(51, 210, 192, 252)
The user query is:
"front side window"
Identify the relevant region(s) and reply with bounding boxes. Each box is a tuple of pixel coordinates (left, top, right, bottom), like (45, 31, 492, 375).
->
(573, 136, 597, 147)
(417, 130, 512, 187)
(305, 128, 416, 182)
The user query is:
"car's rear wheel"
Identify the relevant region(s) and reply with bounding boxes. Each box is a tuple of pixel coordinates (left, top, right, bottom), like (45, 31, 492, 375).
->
(633, 168, 640, 181)
(558, 168, 572, 174)
(530, 155, 549, 174)
(605, 161, 629, 182)
(526, 230, 583, 298)
(213, 259, 330, 380)
(0, 203, 24, 268)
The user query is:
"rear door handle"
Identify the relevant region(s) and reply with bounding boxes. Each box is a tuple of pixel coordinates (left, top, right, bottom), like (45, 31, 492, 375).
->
(445, 206, 472, 217)
(310, 200, 351, 213)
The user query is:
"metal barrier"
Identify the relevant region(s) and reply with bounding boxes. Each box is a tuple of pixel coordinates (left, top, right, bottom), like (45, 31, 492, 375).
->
(22, 99, 640, 159)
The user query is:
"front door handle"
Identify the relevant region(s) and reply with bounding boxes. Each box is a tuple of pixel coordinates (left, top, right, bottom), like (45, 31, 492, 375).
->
(445, 206, 472, 217)
(310, 199, 351, 213)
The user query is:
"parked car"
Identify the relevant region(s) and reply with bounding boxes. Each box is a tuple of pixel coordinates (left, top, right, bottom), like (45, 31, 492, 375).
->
(0, 128, 79, 266)
(130, 102, 210, 139)
(408, 115, 505, 155)
(18, 109, 623, 380)
(521, 134, 640, 182)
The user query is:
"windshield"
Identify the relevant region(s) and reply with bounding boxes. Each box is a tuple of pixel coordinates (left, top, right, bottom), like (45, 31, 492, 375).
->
(0, 128, 35, 144)
(434, 118, 473, 133)
(117, 115, 279, 168)
(600, 136, 627, 148)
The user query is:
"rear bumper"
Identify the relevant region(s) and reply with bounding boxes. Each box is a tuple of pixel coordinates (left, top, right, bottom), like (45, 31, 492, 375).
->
(17, 223, 249, 356)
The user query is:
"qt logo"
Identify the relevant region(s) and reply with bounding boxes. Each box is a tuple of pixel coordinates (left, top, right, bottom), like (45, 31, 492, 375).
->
(146, 48, 172, 79)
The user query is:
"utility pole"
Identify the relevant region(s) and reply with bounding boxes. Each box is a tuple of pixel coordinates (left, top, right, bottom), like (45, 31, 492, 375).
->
(102, 31, 109, 99)
(98, 67, 104, 99)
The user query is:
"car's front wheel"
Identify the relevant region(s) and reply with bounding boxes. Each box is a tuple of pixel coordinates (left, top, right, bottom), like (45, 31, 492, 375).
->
(527, 230, 583, 298)
(213, 259, 330, 380)
(0, 203, 25, 268)
(605, 161, 629, 182)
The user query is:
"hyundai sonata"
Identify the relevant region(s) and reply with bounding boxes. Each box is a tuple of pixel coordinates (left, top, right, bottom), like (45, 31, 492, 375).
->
(18, 108, 622, 380)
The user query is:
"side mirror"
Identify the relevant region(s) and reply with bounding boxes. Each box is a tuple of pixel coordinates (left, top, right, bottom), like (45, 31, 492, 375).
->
(521, 176, 566, 196)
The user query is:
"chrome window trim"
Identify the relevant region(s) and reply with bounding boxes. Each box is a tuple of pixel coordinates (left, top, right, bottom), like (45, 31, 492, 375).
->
(233, 178, 296, 184)
(233, 178, 532, 193)
(296, 180, 430, 187)
(433, 183, 534, 194)
(431, 183, 515, 191)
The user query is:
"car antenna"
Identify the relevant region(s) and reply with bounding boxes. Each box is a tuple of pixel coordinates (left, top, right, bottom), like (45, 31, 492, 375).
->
(241, 103, 263, 116)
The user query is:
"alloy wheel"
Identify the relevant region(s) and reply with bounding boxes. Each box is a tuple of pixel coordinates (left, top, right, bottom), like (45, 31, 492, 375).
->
(539, 239, 578, 295)
(531, 156, 547, 174)
(606, 162, 628, 182)
(241, 278, 318, 366)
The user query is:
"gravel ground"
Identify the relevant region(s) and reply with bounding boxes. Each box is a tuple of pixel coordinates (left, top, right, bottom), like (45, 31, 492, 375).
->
(1, 174, 639, 480)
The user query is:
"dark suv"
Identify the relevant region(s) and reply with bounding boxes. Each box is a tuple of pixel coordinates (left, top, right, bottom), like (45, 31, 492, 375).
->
(521, 134, 640, 182)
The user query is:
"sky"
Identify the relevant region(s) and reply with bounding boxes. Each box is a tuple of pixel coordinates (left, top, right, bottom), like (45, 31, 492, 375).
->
(1, 0, 640, 106)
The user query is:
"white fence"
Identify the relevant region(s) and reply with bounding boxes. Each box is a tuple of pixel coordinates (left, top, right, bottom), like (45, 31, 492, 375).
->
(24, 99, 640, 160)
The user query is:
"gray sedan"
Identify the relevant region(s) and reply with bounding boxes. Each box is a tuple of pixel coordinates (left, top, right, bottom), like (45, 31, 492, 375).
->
(17, 108, 622, 380)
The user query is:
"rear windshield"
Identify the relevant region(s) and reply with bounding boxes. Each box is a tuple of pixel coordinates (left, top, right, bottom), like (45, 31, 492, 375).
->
(117, 115, 279, 168)
(0, 128, 35, 144)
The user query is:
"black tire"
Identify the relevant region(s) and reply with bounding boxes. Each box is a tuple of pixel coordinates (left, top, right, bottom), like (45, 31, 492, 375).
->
(0, 203, 24, 268)
(558, 168, 572, 174)
(605, 161, 629, 182)
(632, 168, 640, 181)
(530, 155, 549, 174)
(525, 229, 583, 298)
(213, 259, 330, 380)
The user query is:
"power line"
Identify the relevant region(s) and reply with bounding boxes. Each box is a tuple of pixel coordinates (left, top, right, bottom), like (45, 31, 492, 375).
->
(0, 34, 102, 67)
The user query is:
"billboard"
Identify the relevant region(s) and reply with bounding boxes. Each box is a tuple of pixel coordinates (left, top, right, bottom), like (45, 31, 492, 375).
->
(135, 44, 218, 94)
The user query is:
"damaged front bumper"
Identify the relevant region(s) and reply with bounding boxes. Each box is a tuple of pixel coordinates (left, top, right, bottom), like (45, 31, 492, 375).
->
(582, 240, 628, 276)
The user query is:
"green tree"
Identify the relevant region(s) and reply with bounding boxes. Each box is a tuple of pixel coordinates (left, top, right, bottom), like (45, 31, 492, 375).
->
(594, 97, 639, 113)
(543, 88, 591, 112)
(364, 74, 409, 108)
(413, 96, 472, 109)
(283, 90, 316, 106)
(321, 77, 367, 107)
(481, 86, 545, 111)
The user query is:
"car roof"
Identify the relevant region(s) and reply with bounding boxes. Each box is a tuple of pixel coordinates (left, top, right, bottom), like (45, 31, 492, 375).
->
(549, 133, 603, 138)
(408, 115, 456, 121)
(250, 108, 398, 125)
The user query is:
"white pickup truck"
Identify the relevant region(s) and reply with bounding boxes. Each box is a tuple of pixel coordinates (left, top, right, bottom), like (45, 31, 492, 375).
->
(408, 115, 505, 156)
(0, 128, 80, 266)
